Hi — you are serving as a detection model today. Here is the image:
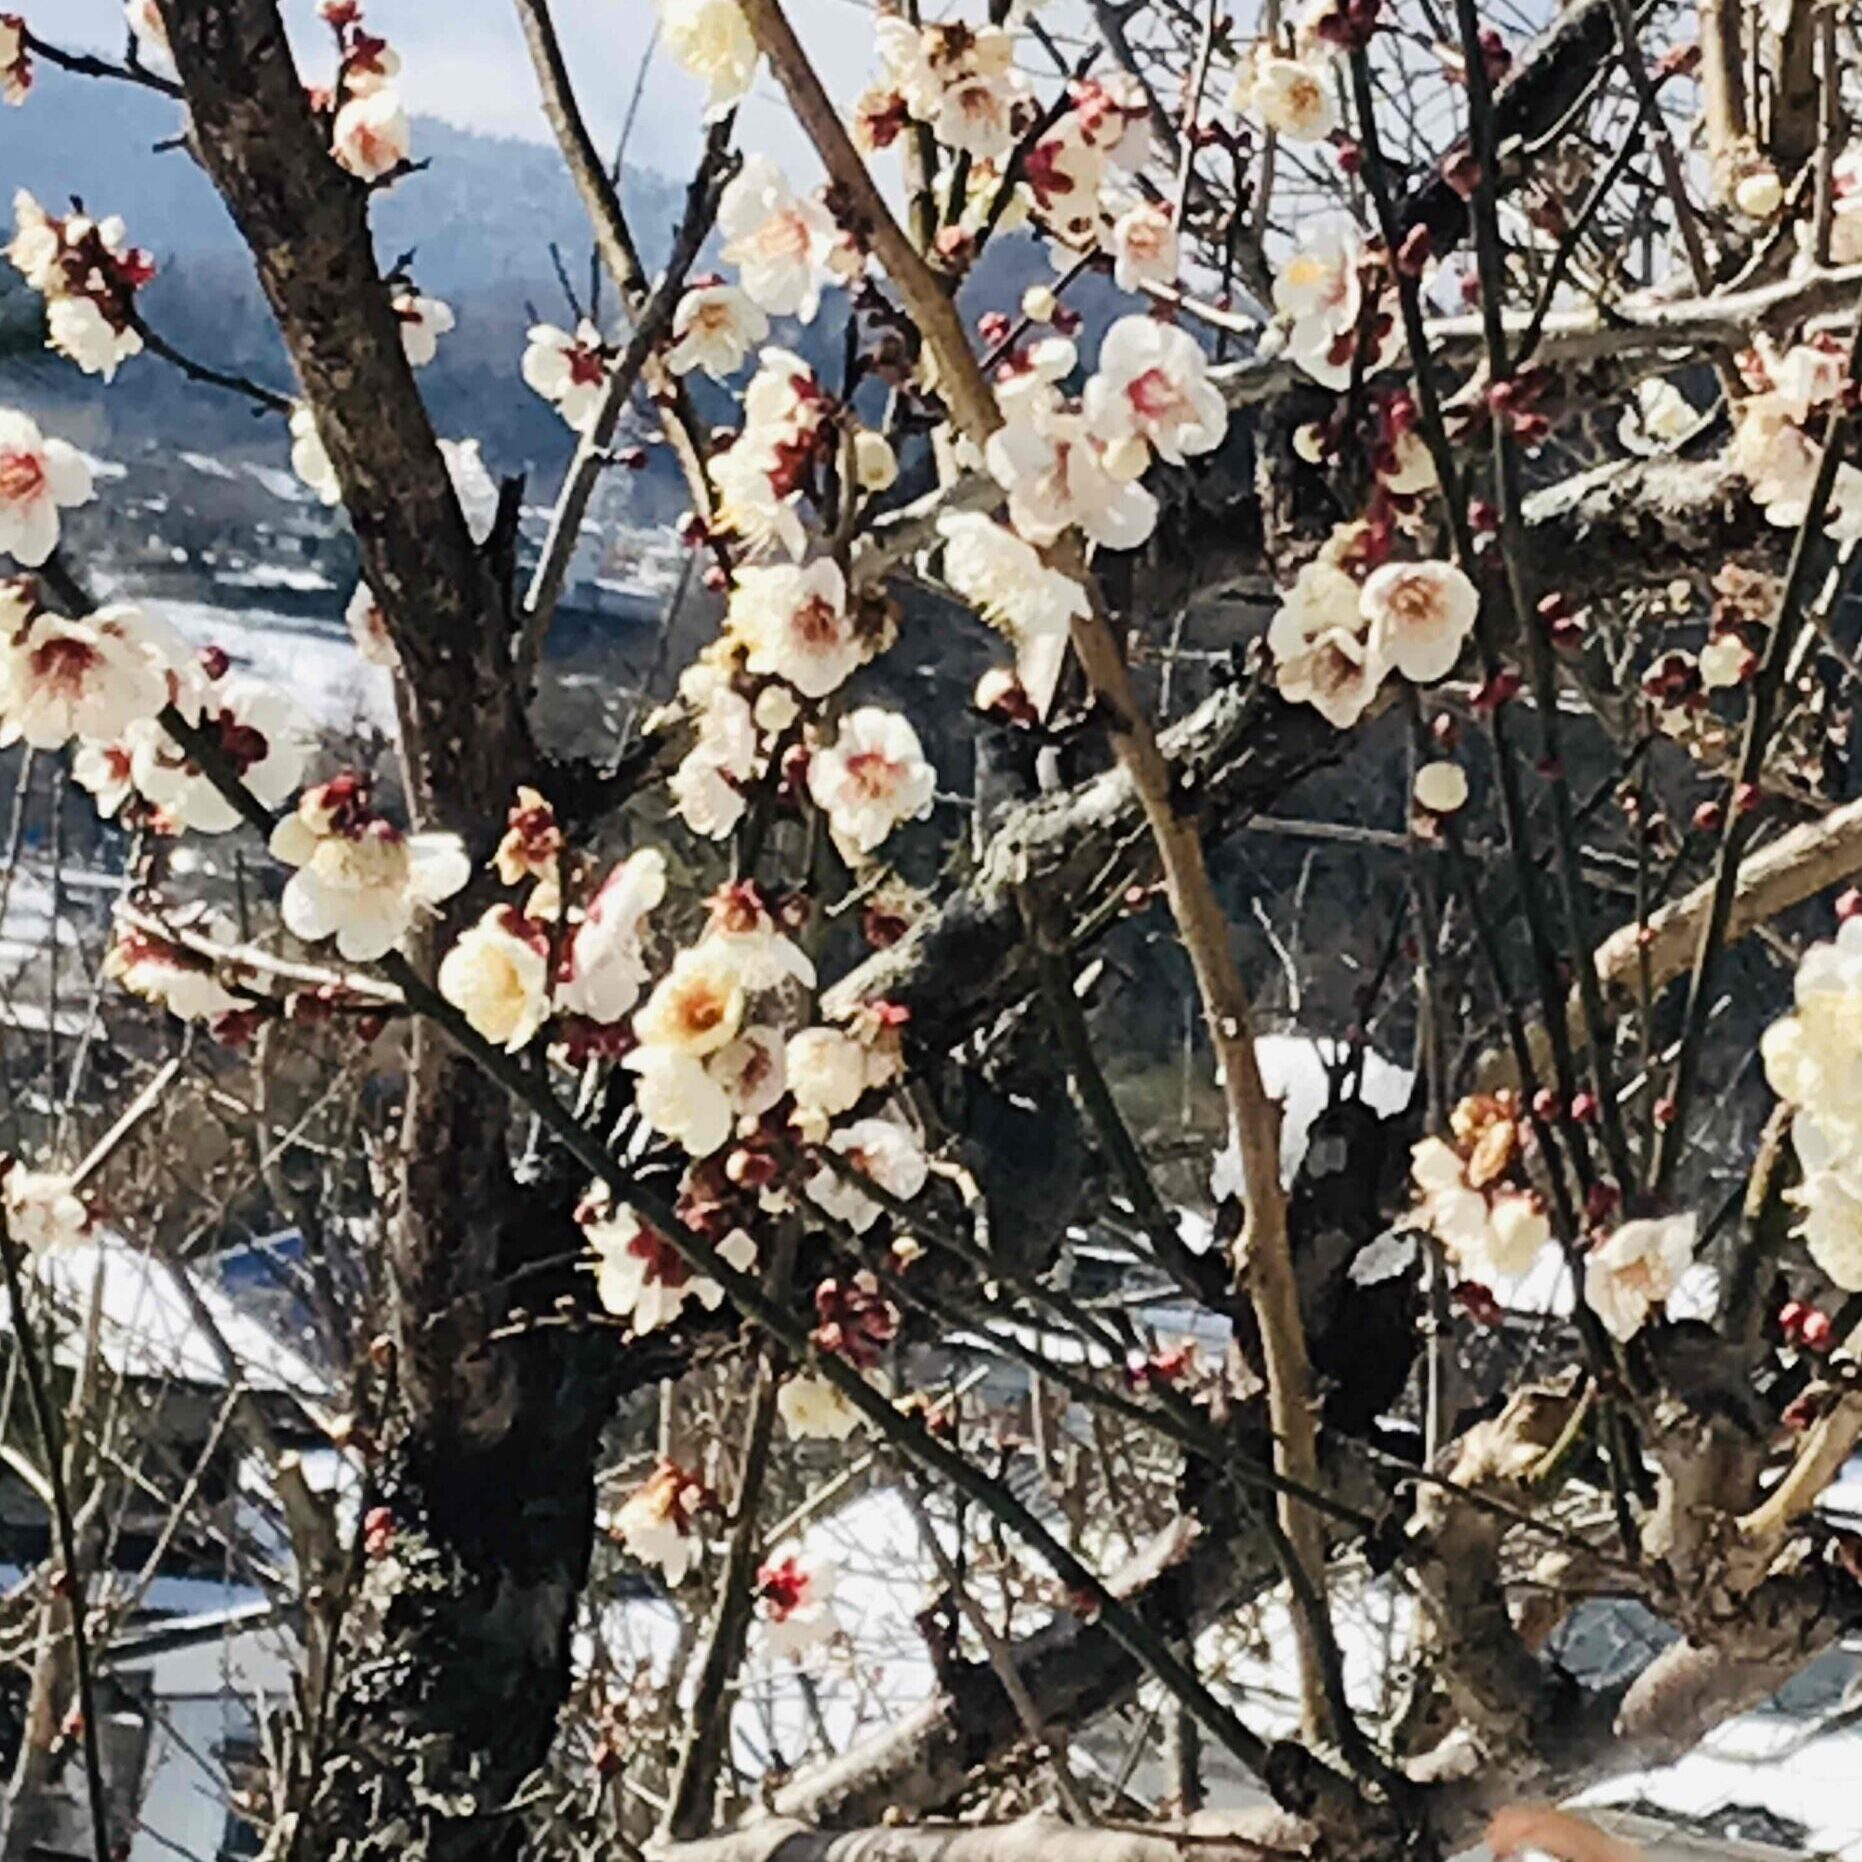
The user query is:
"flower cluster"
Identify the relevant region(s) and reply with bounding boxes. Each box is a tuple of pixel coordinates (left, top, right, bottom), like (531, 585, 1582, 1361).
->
(1583, 1214, 1699, 1343)
(323, 2, 410, 182)
(708, 346, 835, 558)
(105, 912, 255, 1029)
(1763, 914, 1862, 1290)
(1731, 337, 1862, 551)
(1409, 1093, 1553, 1286)
(1268, 522, 1477, 728)
(1272, 229, 1394, 390)
(666, 278, 768, 382)
(8, 191, 155, 381)
(523, 321, 610, 432)
(3, 1163, 90, 1255)
(869, 17, 1031, 164)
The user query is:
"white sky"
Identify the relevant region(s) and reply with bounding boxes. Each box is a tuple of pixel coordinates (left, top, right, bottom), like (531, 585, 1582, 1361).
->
(49, 0, 881, 174)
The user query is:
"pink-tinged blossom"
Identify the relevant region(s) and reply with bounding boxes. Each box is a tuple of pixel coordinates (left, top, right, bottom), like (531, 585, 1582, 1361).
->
(106, 915, 251, 1025)
(1267, 555, 1384, 729)
(1108, 201, 1178, 293)
(671, 684, 759, 840)
(719, 157, 846, 323)
(984, 409, 1158, 549)
(634, 944, 746, 1058)
(614, 1461, 709, 1585)
(702, 882, 814, 990)
(345, 581, 399, 668)
(134, 671, 308, 834)
(1360, 559, 1479, 685)
(807, 706, 936, 861)
(1082, 316, 1227, 466)
(72, 739, 135, 818)
(1584, 1214, 1698, 1343)
(331, 87, 411, 182)
(0, 15, 30, 105)
(0, 408, 93, 565)
(393, 291, 454, 368)
(0, 604, 167, 750)
(729, 558, 863, 699)
(625, 1045, 735, 1157)
(756, 1547, 841, 1658)
(269, 773, 471, 962)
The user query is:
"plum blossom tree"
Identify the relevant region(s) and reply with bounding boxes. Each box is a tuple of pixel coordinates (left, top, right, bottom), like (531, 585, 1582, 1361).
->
(5, 0, 1862, 1857)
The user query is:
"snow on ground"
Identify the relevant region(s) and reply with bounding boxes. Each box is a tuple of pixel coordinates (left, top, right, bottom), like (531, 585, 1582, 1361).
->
(148, 598, 394, 734)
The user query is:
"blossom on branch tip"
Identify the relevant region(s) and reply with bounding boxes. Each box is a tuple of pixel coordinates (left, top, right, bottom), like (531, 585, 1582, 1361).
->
(720, 158, 847, 323)
(806, 1117, 929, 1234)
(614, 1461, 709, 1585)
(1082, 315, 1227, 467)
(1361, 558, 1478, 684)
(393, 291, 454, 368)
(555, 848, 667, 1025)
(331, 87, 411, 181)
(1583, 1213, 1698, 1342)
(729, 558, 863, 699)
(0, 16, 30, 105)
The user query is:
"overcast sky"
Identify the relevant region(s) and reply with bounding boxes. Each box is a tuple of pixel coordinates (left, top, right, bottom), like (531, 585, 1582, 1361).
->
(48, 0, 879, 175)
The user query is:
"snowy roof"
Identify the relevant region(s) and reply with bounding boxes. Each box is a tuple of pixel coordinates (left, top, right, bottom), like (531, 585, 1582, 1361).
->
(0, 1232, 332, 1407)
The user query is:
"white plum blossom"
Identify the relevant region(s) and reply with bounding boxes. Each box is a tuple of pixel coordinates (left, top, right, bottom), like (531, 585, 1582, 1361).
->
(0, 409, 94, 565)
(0, 18, 28, 107)
(290, 404, 342, 505)
(625, 1044, 735, 1157)
(1618, 378, 1697, 454)
(331, 87, 411, 182)
(1360, 559, 1478, 684)
(719, 158, 846, 323)
(523, 321, 609, 432)
(936, 510, 1086, 712)
(1584, 1213, 1698, 1343)
(4, 1167, 90, 1256)
(614, 1461, 708, 1585)
(1409, 1135, 1552, 1282)
(1787, 1116, 1862, 1292)
(124, 0, 172, 66)
(47, 294, 144, 381)
(658, 0, 759, 115)
(634, 943, 746, 1058)
(666, 281, 768, 380)
(985, 409, 1158, 549)
(778, 1370, 866, 1439)
(786, 1025, 871, 1128)
(270, 774, 471, 962)
(1108, 201, 1179, 293)
(1274, 232, 1375, 390)
(729, 559, 863, 699)
(73, 740, 135, 818)
(1267, 556, 1384, 728)
(756, 1547, 841, 1658)
(0, 606, 168, 750)
(586, 1204, 755, 1333)
(1083, 316, 1227, 466)
(345, 581, 399, 668)
(806, 1118, 929, 1234)
(807, 707, 937, 861)
(555, 848, 667, 1024)
(394, 291, 454, 367)
(438, 907, 552, 1052)
(1235, 52, 1338, 141)
(708, 348, 829, 559)
(874, 18, 1027, 161)
(672, 684, 759, 839)
(853, 429, 899, 494)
